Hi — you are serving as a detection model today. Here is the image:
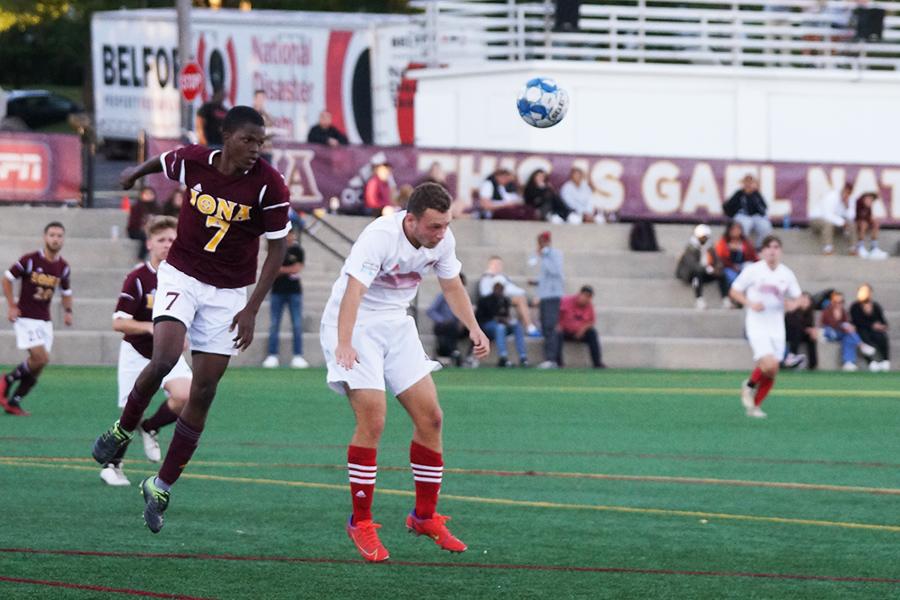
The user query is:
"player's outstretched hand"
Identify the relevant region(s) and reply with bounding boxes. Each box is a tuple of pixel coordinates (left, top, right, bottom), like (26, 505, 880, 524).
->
(63, 312, 73, 327)
(119, 166, 140, 190)
(470, 327, 490, 359)
(750, 302, 765, 312)
(230, 307, 257, 351)
(335, 342, 359, 370)
(7, 305, 19, 322)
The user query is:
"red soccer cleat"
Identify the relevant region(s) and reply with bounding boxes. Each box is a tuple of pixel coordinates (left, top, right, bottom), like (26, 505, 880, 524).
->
(406, 511, 467, 553)
(0, 379, 28, 416)
(346, 517, 390, 562)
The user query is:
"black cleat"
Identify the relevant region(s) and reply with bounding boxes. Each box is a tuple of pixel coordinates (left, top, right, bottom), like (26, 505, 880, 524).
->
(140, 477, 170, 533)
(92, 420, 132, 465)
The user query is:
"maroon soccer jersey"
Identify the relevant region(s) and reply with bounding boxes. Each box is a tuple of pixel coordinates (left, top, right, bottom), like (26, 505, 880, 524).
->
(114, 262, 157, 359)
(5, 251, 71, 321)
(160, 144, 291, 288)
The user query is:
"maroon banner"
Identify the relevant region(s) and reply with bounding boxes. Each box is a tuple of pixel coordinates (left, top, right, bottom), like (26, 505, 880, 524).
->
(146, 138, 900, 226)
(0, 133, 82, 203)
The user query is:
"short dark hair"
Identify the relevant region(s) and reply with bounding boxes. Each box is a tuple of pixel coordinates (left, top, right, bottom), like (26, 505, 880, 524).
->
(760, 234, 781, 249)
(222, 106, 265, 134)
(146, 215, 177, 237)
(407, 182, 451, 217)
(580, 285, 594, 296)
(44, 221, 65, 233)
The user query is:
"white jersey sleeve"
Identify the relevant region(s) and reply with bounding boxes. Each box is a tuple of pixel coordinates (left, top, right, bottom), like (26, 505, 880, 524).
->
(730, 262, 756, 294)
(434, 228, 462, 280)
(342, 228, 394, 288)
(785, 267, 801, 300)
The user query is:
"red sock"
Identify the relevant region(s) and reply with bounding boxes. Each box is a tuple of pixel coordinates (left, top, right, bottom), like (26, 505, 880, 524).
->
(749, 367, 763, 386)
(348, 445, 377, 523)
(410, 441, 443, 519)
(755, 376, 774, 406)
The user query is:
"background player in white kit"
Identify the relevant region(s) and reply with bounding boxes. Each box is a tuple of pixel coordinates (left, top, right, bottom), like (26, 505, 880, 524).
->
(320, 183, 490, 563)
(729, 235, 801, 418)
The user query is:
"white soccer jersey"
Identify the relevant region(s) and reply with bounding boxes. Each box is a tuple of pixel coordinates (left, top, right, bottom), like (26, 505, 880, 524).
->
(731, 260, 801, 328)
(321, 211, 462, 326)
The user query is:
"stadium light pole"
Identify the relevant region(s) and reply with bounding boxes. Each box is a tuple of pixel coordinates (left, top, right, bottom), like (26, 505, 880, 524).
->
(177, 0, 192, 136)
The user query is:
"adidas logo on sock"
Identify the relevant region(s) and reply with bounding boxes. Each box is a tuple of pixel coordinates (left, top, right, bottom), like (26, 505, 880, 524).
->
(355, 491, 367, 498)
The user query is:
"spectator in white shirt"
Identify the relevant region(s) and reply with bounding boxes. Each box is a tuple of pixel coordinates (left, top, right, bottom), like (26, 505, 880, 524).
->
(560, 167, 604, 224)
(809, 182, 855, 255)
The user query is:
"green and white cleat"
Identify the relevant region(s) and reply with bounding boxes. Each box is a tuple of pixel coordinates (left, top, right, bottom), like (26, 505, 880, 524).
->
(92, 420, 132, 465)
(140, 477, 170, 533)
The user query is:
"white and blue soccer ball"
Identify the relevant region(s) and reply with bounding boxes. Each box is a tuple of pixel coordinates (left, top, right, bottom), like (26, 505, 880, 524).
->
(516, 77, 569, 128)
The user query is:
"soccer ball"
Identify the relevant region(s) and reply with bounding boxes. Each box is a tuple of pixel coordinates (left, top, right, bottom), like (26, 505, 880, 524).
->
(516, 78, 569, 128)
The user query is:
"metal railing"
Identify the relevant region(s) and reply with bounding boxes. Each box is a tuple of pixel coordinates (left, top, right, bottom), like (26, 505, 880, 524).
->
(410, 0, 900, 73)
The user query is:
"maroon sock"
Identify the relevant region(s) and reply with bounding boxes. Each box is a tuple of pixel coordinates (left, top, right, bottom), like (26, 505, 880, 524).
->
(120, 389, 154, 431)
(11, 371, 38, 400)
(6, 360, 30, 383)
(348, 445, 377, 523)
(410, 441, 443, 519)
(142, 402, 179, 432)
(157, 418, 203, 486)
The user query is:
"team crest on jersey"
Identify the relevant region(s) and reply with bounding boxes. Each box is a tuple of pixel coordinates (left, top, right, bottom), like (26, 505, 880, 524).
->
(30, 272, 58, 287)
(189, 188, 251, 222)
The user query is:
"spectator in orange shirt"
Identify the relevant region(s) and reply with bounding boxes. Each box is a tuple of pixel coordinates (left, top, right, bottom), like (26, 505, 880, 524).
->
(715, 221, 757, 306)
(547, 285, 605, 369)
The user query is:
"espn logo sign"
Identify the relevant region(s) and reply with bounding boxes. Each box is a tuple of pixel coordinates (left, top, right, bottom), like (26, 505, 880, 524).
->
(0, 141, 50, 195)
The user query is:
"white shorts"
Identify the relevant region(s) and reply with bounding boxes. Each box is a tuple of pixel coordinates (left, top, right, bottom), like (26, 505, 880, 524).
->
(14, 318, 53, 352)
(152, 261, 247, 356)
(746, 319, 786, 362)
(116, 341, 192, 408)
(320, 315, 441, 396)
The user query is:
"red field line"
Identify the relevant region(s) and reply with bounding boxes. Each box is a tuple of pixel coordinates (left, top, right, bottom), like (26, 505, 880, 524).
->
(3, 548, 898, 585)
(0, 575, 213, 599)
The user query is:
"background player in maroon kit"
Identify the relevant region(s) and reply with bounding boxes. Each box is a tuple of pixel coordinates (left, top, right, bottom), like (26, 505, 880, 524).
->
(1, 222, 73, 416)
(92, 107, 290, 532)
(101, 216, 193, 487)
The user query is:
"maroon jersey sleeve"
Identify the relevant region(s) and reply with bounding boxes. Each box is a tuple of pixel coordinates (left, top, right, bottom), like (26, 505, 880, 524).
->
(59, 260, 72, 296)
(5, 254, 29, 281)
(160, 145, 209, 185)
(261, 171, 291, 240)
(114, 270, 143, 318)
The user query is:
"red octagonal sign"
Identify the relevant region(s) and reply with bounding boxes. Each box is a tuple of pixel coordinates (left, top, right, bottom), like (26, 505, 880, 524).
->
(179, 62, 204, 102)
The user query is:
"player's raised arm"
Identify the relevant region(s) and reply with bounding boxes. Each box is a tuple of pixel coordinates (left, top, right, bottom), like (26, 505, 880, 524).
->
(120, 155, 165, 190)
(439, 275, 490, 358)
(336, 275, 368, 369)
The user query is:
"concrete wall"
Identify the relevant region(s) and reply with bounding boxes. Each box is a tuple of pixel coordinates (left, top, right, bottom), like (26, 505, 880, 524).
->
(412, 61, 900, 164)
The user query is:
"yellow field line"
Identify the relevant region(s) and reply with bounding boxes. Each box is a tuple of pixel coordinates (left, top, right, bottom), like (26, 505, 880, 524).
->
(441, 385, 900, 398)
(5, 456, 899, 496)
(2, 458, 898, 534)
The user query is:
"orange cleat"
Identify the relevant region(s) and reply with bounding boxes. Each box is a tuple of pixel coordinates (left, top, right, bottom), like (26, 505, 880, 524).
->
(346, 517, 390, 562)
(405, 511, 467, 553)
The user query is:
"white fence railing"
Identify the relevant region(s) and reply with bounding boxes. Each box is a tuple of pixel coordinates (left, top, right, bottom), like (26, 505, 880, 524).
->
(409, 0, 900, 73)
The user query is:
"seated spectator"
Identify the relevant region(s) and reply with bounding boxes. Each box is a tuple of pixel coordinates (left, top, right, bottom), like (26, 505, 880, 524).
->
(478, 256, 541, 337)
(477, 169, 535, 220)
(854, 192, 888, 259)
(785, 291, 818, 370)
(476, 282, 529, 367)
(676, 224, 726, 310)
(427, 273, 469, 366)
(363, 162, 397, 217)
(127, 185, 160, 260)
(162, 186, 185, 217)
(523, 169, 573, 224)
(850, 283, 890, 371)
(820, 291, 877, 371)
(419, 161, 449, 188)
(307, 110, 348, 146)
(543, 285, 605, 369)
(714, 221, 757, 306)
(809, 182, 855, 255)
(560, 167, 604, 224)
(724, 174, 772, 248)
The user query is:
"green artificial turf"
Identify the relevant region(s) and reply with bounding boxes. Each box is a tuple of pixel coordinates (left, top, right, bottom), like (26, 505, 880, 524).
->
(0, 367, 898, 599)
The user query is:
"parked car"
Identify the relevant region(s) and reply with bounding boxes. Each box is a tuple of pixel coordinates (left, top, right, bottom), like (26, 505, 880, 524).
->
(5, 90, 83, 130)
